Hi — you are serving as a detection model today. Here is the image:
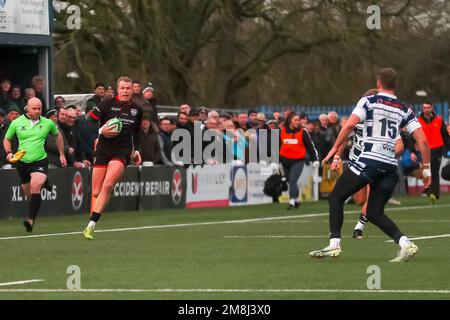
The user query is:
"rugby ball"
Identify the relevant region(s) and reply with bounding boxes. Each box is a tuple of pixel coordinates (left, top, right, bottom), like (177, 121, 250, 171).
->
(105, 118, 123, 133)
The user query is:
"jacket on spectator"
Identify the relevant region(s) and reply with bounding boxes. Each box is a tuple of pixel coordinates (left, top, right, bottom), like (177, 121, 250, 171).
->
(35, 91, 47, 114)
(59, 122, 85, 165)
(86, 95, 103, 113)
(140, 123, 161, 164)
(158, 130, 173, 165)
(317, 125, 335, 161)
(45, 124, 70, 167)
(418, 112, 450, 151)
(75, 116, 99, 163)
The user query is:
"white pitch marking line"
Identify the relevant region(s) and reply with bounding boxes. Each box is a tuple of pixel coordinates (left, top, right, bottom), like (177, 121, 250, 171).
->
(0, 204, 448, 241)
(224, 235, 388, 239)
(385, 234, 450, 243)
(0, 288, 449, 294)
(0, 279, 45, 287)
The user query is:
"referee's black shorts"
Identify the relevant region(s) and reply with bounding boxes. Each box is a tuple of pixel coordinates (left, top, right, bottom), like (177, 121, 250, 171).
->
(17, 158, 49, 184)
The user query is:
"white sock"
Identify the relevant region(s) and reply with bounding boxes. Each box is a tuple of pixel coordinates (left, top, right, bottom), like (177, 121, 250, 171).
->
(87, 221, 96, 229)
(329, 238, 341, 248)
(355, 222, 366, 231)
(399, 236, 411, 248)
(289, 199, 296, 206)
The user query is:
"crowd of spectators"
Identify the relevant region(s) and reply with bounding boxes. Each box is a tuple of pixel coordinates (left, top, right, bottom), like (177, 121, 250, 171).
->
(1, 77, 449, 180)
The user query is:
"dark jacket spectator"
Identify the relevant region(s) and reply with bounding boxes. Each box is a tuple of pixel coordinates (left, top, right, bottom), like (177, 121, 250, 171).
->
(141, 83, 158, 123)
(0, 109, 7, 167)
(59, 108, 86, 166)
(140, 114, 161, 164)
(9, 85, 26, 112)
(0, 79, 11, 110)
(85, 83, 105, 113)
(158, 117, 174, 165)
(173, 112, 195, 164)
(317, 115, 335, 160)
(75, 114, 99, 164)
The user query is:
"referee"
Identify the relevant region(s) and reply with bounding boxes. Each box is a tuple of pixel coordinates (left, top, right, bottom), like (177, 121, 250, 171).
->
(3, 98, 67, 232)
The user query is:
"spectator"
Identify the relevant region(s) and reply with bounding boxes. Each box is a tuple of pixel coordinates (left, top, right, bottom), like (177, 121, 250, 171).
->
(46, 109, 58, 123)
(328, 111, 341, 139)
(6, 105, 21, 124)
(232, 112, 239, 124)
(223, 119, 248, 164)
(203, 116, 222, 164)
(31, 76, 47, 113)
(168, 116, 177, 132)
(256, 113, 268, 129)
(299, 112, 309, 127)
(0, 79, 11, 110)
(104, 86, 115, 100)
(58, 106, 67, 124)
(198, 107, 208, 122)
(158, 117, 174, 165)
(45, 109, 70, 168)
(132, 81, 142, 95)
(418, 102, 450, 203)
(54, 96, 66, 110)
(273, 111, 281, 121)
(283, 109, 293, 119)
(180, 104, 191, 115)
(317, 113, 335, 161)
(219, 112, 232, 123)
(305, 119, 321, 150)
(237, 112, 248, 130)
(280, 112, 319, 210)
(142, 83, 158, 123)
(10, 85, 26, 112)
(2, 104, 20, 155)
(400, 130, 422, 178)
(248, 109, 258, 125)
(190, 109, 200, 123)
(266, 118, 277, 130)
(75, 108, 99, 164)
(0, 108, 7, 168)
(24, 88, 36, 106)
(140, 113, 161, 164)
(176, 111, 195, 163)
(86, 83, 105, 113)
(59, 107, 89, 168)
(277, 118, 285, 130)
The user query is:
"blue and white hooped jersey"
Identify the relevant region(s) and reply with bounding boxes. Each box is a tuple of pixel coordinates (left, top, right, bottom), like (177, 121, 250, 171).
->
(350, 93, 421, 173)
(349, 123, 364, 163)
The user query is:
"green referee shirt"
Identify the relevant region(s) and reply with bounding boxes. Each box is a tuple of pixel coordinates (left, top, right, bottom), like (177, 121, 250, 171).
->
(5, 115, 59, 163)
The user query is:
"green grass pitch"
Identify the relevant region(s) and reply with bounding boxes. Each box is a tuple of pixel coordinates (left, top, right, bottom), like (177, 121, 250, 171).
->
(0, 195, 449, 300)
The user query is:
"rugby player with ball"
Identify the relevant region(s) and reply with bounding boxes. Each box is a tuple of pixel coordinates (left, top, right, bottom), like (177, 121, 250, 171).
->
(83, 77, 143, 240)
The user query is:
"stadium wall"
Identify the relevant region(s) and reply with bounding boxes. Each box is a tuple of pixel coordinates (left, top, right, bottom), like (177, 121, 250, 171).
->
(0, 162, 448, 219)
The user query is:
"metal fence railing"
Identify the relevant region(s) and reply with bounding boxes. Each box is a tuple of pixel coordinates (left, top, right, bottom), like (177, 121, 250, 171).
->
(258, 102, 450, 122)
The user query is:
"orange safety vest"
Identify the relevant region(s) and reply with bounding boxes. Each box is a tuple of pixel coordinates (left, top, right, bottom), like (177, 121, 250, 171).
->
(280, 127, 306, 159)
(418, 115, 444, 149)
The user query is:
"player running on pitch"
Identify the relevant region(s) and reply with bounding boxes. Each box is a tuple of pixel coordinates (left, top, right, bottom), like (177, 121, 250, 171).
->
(83, 76, 142, 240)
(310, 68, 431, 262)
(3, 98, 67, 232)
(330, 89, 404, 240)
